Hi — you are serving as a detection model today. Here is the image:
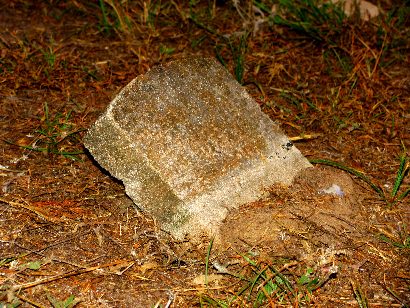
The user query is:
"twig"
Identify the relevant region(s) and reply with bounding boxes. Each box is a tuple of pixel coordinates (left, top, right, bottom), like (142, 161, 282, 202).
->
(9, 260, 135, 292)
(0, 197, 58, 222)
(1, 230, 93, 261)
(15, 294, 47, 308)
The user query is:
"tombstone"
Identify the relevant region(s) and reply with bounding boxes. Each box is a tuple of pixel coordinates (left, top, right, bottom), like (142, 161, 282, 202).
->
(84, 57, 312, 241)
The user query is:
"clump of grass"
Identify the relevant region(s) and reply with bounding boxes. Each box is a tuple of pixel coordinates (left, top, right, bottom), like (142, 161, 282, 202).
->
(7, 103, 85, 160)
(98, 0, 133, 35)
(47, 294, 80, 308)
(229, 31, 250, 85)
(323, 48, 354, 79)
(188, 2, 251, 84)
(42, 45, 56, 69)
(143, 0, 162, 29)
(159, 44, 175, 56)
(40, 37, 59, 78)
(310, 152, 409, 208)
(200, 244, 333, 306)
(271, 0, 347, 45)
(279, 90, 320, 116)
(378, 222, 410, 255)
(189, 16, 250, 83)
(379, 232, 410, 250)
(215, 31, 250, 85)
(233, 254, 328, 306)
(378, 4, 409, 56)
(351, 280, 369, 308)
(0, 56, 16, 74)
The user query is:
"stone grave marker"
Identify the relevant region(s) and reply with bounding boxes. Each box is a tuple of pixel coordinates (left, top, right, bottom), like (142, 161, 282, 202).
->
(84, 57, 312, 241)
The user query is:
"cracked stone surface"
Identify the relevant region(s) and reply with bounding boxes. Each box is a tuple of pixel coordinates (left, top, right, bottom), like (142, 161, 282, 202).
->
(84, 57, 312, 241)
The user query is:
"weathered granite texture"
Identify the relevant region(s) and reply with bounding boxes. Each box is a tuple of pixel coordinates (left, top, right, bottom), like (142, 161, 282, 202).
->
(84, 57, 312, 241)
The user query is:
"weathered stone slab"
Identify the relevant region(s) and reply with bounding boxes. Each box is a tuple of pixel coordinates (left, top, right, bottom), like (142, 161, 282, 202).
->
(84, 57, 312, 241)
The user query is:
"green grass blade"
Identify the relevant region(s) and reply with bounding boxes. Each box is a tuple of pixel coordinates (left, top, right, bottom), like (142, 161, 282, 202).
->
(4, 141, 84, 159)
(391, 156, 408, 198)
(269, 265, 296, 298)
(204, 236, 214, 286)
(44, 101, 50, 126)
(385, 286, 409, 308)
(240, 253, 258, 267)
(397, 187, 410, 202)
(248, 267, 267, 300)
(99, 0, 110, 32)
(309, 159, 385, 199)
(351, 281, 369, 308)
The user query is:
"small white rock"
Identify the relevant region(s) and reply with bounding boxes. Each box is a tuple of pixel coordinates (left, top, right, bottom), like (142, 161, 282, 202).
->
(320, 184, 344, 197)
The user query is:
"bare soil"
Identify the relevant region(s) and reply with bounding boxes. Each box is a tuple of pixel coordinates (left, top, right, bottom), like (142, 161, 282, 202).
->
(0, 1, 409, 307)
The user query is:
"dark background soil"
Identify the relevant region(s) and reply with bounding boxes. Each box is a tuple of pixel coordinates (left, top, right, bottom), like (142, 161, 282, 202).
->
(0, 1, 409, 307)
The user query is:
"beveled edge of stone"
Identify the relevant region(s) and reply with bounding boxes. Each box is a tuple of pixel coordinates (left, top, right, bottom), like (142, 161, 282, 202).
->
(168, 141, 313, 241)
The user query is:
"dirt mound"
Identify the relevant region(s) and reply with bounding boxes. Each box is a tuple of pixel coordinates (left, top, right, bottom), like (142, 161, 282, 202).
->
(221, 166, 363, 257)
